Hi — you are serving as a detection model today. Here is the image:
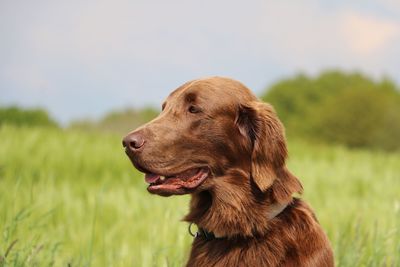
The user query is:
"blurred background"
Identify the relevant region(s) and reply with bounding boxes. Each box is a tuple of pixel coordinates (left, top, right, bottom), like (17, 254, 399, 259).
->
(1, 0, 399, 266)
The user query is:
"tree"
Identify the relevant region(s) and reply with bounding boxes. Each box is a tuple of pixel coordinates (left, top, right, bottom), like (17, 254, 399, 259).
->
(0, 106, 58, 128)
(262, 70, 400, 151)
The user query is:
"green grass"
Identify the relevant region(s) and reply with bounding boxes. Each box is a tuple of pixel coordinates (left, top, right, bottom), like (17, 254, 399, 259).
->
(0, 125, 399, 266)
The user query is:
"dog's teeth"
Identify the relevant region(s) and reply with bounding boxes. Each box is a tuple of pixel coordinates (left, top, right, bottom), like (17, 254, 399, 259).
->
(160, 176, 165, 181)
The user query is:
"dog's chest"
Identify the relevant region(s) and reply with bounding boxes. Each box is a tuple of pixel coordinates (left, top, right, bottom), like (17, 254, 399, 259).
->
(185, 238, 282, 267)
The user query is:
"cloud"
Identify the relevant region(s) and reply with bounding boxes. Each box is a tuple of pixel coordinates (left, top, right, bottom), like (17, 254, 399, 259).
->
(381, 0, 400, 12)
(340, 11, 399, 55)
(238, 2, 400, 79)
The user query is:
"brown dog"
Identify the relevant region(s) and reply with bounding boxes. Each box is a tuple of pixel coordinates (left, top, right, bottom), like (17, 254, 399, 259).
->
(123, 77, 334, 267)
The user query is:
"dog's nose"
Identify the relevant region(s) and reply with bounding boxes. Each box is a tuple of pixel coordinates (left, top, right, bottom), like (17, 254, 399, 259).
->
(122, 132, 145, 152)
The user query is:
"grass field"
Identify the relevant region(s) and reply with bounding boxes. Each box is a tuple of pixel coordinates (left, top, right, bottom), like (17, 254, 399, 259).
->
(0, 125, 399, 267)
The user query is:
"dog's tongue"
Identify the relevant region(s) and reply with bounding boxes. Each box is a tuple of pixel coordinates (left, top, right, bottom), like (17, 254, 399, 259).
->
(145, 173, 160, 183)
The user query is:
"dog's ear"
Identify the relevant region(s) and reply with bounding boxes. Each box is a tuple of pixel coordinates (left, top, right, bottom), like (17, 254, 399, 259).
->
(236, 101, 302, 202)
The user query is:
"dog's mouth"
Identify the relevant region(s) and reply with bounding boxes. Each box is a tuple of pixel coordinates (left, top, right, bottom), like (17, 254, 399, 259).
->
(144, 167, 209, 196)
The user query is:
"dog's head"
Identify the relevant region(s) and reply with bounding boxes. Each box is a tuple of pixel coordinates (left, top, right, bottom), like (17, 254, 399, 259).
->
(123, 77, 300, 199)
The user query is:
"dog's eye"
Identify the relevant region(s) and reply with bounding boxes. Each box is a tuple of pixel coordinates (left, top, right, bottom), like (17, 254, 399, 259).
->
(188, 105, 200, 114)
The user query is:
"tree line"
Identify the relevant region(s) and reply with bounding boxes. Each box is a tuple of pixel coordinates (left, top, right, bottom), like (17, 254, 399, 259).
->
(262, 70, 400, 151)
(1, 70, 399, 151)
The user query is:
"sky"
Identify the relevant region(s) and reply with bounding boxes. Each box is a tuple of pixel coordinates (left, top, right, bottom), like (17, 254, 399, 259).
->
(1, 0, 400, 124)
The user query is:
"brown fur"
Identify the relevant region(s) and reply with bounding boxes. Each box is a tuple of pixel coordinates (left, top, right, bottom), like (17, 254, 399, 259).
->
(123, 77, 334, 266)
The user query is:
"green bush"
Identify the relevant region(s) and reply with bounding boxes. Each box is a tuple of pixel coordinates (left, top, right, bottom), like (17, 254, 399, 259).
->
(262, 70, 400, 151)
(0, 106, 58, 128)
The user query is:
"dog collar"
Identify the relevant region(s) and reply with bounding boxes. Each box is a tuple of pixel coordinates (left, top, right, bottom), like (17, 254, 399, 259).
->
(188, 202, 289, 241)
(188, 224, 217, 241)
(267, 201, 289, 220)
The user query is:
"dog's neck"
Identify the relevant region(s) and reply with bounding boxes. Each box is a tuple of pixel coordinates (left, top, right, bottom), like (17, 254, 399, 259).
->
(184, 174, 294, 238)
(191, 201, 289, 240)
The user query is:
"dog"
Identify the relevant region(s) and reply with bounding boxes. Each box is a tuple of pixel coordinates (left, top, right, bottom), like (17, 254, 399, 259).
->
(123, 77, 334, 266)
